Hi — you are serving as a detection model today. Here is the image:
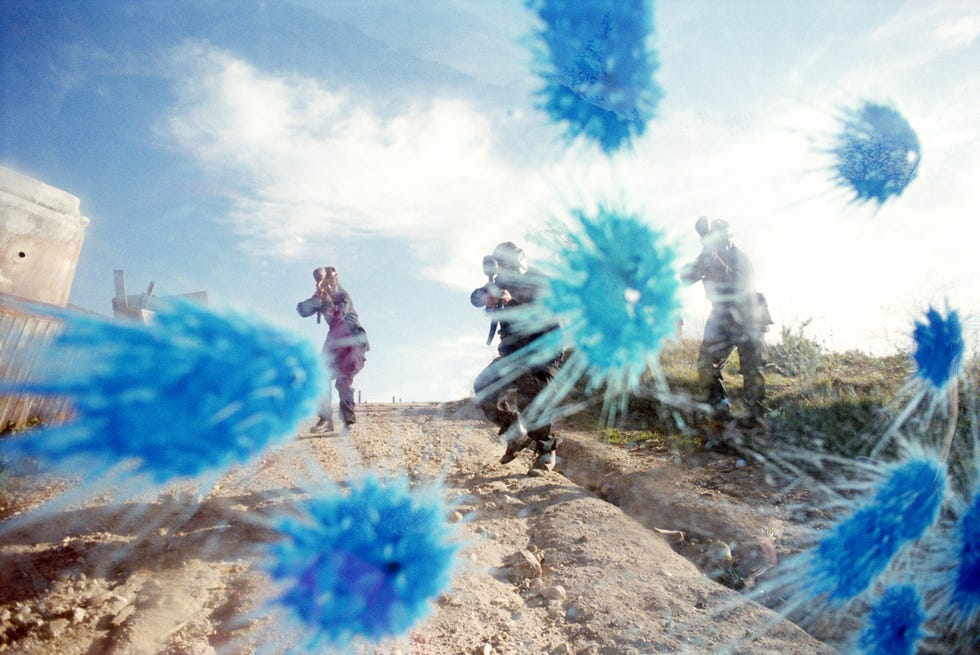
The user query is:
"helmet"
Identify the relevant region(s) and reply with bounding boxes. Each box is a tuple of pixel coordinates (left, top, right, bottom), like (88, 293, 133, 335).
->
(709, 219, 730, 234)
(313, 266, 338, 283)
(491, 242, 527, 273)
(704, 220, 732, 249)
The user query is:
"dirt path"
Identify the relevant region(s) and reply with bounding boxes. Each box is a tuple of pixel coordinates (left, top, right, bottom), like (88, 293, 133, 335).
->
(1, 402, 834, 654)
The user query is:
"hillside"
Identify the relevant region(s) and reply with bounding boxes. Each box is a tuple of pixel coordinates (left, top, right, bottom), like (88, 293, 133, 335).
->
(2, 338, 975, 654)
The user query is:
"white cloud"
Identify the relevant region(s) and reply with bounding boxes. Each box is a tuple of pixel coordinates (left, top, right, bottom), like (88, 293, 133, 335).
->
(163, 41, 545, 262)
(935, 15, 980, 48)
(161, 11, 979, 367)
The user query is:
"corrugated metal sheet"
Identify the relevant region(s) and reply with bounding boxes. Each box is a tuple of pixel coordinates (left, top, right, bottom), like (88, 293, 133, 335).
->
(0, 294, 74, 432)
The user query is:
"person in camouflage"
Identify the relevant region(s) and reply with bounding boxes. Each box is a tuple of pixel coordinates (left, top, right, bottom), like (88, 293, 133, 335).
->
(471, 242, 564, 476)
(680, 218, 771, 427)
(297, 266, 369, 431)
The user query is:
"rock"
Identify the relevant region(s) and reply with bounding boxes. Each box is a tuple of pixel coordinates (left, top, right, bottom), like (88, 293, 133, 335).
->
(541, 585, 566, 600)
(653, 528, 685, 544)
(109, 603, 136, 628)
(44, 618, 70, 638)
(507, 550, 542, 581)
(564, 604, 587, 622)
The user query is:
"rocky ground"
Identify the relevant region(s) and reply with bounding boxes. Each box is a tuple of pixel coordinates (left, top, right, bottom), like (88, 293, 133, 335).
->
(0, 401, 836, 654)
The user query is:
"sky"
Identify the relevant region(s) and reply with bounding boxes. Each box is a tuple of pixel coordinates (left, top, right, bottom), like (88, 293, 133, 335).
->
(2, 0, 978, 402)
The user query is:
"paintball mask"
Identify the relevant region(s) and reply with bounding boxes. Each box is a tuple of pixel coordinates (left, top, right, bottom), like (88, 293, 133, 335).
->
(696, 218, 732, 250)
(313, 266, 339, 293)
(490, 242, 527, 274)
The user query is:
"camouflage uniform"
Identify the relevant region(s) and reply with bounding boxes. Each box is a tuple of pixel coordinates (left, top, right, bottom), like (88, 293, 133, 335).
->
(297, 270, 369, 428)
(681, 222, 771, 420)
(471, 244, 564, 460)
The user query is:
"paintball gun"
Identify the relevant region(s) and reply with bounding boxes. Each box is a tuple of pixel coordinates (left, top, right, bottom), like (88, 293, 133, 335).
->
(481, 255, 503, 345)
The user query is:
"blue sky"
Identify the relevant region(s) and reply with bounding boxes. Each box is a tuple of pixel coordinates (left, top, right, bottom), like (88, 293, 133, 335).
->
(2, 1, 978, 402)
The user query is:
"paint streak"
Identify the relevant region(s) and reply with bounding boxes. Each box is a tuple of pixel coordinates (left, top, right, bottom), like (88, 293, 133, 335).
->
(0, 300, 324, 481)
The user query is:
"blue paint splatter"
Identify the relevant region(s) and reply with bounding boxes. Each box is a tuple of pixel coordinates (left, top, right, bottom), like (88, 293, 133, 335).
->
(527, 0, 662, 153)
(913, 306, 964, 391)
(264, 474, 457, 649)
(0, 300, 324, 482)
(544, 204, 680, 396)
(856, 584, 925, 655)
(809, 458, 945, 602)
(952, 492, 980, 621)
(831, 101, 920, 205)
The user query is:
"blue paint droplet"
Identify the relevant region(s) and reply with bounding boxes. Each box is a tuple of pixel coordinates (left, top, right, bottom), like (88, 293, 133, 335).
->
(913, 306, 964, 390)
(810, 458, 945, 602)
(952, 493, 980, 621)
(831, 101, 920, 205)
(0, 301, 325, 481)
(544, 205, 680, 396)
(265, 474, 457, 649)
(527, 0, 663, 153)
(857, 584, 925, 655)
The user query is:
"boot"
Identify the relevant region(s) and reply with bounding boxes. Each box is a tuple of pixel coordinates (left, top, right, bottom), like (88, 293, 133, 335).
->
(313, 416, 334, 433)
(499, 419, 531, 464)
(527, 450, 556, 477)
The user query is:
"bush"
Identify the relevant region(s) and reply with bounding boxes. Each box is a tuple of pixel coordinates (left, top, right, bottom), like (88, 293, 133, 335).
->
(768, 319, 824, 378)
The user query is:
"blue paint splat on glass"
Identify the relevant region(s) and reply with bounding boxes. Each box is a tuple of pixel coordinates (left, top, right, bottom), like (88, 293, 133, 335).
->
(527, 0, 662, 153)
(856, 585, 925, 655)
(0, 300, 325, 482)
(831, 101, 920, 205)
(952, 493, 980, 620)
(265, 474, 457, 649)
(544, 205, 680, 396)
(913, 306, 964, 390)
(809, 458, 945, 602)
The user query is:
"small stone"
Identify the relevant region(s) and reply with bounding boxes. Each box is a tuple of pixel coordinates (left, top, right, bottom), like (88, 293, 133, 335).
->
(44, 618, 70, 638)
(110, 603, 136, 628)
(71, 607, 86, 623)
(509, 550, 542, 580)
(547, 603, 565, 619)
(541, 585, 566, 600)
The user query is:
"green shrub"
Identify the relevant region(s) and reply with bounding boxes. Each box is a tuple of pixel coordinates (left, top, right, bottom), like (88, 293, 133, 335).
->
(768, 319, 824, 378)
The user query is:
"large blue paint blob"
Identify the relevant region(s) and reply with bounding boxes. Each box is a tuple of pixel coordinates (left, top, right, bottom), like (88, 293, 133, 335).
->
(871, 458, 947, 539)
(810, 458, 945, 602)
(543, 205, 680, 394)
(831, 101, 920, 205)
(527, 0, 662, 153)
(0, 301, 324, 482)
(952, 493, 980, 620)
(856, 585, 925, 655)
(265, 474, 457, 649)
(913, 306, 964, 391)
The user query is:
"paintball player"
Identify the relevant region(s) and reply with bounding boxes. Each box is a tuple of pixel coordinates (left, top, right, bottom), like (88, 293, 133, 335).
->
(680, 218, 772, 429)
(296, 266, 369, 432)
(471, 242, 564, 476)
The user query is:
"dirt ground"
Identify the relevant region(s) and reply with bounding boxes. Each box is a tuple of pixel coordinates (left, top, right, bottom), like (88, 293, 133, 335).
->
(0, 401, 836, 655)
